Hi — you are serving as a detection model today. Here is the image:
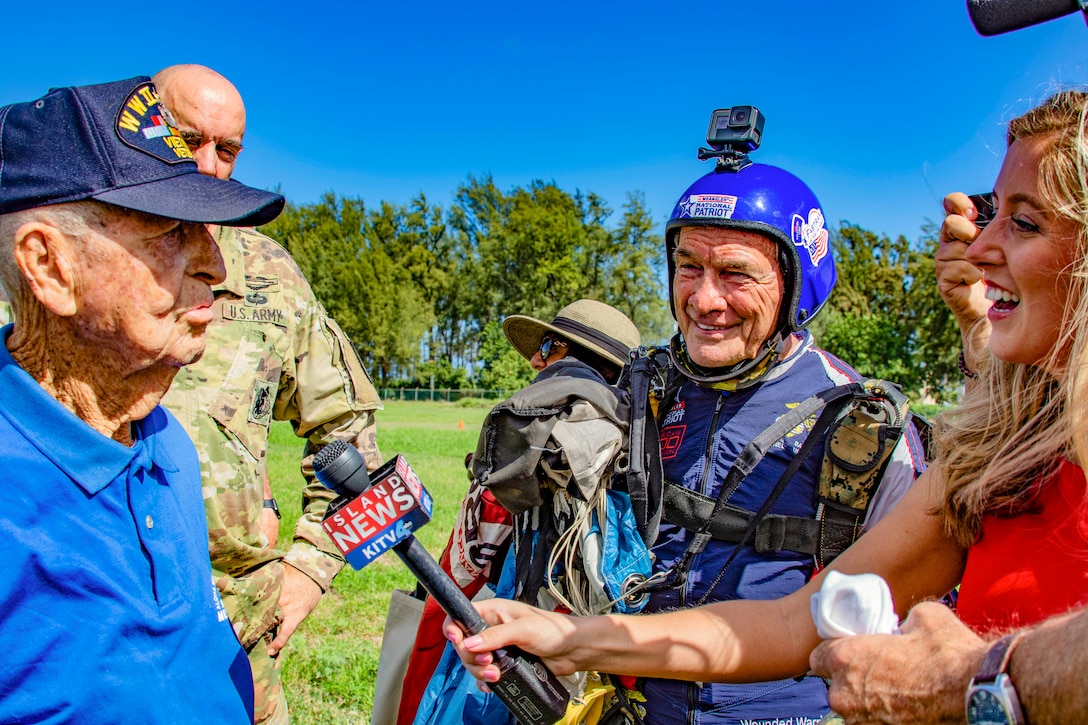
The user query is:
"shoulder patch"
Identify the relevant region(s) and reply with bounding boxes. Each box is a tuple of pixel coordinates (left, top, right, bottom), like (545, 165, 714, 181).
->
(248, 379, 276, 426)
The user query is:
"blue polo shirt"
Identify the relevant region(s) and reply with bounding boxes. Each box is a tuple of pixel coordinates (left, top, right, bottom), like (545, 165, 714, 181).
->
(0, 325, 253, 723)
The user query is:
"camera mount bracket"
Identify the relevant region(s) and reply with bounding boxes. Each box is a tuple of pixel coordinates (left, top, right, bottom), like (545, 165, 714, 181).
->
(697, 146, 754, 172)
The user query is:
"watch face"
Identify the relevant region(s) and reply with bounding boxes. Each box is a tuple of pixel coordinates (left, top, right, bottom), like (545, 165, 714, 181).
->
(967, 688, 1011, 725)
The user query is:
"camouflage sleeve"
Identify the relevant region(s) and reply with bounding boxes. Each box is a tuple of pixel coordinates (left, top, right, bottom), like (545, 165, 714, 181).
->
(273, 278, 383, 591)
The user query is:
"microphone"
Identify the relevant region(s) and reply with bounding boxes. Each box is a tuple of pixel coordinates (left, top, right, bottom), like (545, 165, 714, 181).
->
(314, 442, 569, 725)
(967, 0, 1086, 36)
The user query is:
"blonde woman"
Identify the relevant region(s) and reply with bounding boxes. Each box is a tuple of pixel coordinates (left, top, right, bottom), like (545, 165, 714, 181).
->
(448, 90, 1088, 725)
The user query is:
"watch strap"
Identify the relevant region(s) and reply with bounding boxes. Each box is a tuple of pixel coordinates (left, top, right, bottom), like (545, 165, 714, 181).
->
(263, 497, 281, 519)
(976, 632, 1025, 682)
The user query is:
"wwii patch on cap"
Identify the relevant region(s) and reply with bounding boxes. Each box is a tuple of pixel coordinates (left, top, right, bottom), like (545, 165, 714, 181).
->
(114, 83, 193, 164)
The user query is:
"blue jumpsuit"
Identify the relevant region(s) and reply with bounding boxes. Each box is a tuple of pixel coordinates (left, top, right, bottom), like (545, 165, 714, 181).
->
(640, 334, 925, 725)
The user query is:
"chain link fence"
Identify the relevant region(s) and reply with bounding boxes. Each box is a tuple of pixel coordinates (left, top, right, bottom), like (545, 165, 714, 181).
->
(377, 388, 513, 402)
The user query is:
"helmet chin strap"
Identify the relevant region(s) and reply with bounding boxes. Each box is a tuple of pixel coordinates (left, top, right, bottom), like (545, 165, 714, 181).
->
(669, 331, 787, 391)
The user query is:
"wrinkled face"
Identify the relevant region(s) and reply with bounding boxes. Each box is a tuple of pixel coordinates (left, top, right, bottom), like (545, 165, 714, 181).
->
(967, 136, 1080, 372)
(165, 85, 245, 180)
(673, 226, 784, 368)
(75, 208, 226, 372)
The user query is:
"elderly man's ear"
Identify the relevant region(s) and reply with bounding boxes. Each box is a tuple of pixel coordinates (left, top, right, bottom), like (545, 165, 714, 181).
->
(13, 222, 79, 317)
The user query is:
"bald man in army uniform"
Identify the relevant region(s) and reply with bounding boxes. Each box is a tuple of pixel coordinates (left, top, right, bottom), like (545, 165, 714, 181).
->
(154, 64, 383, 724)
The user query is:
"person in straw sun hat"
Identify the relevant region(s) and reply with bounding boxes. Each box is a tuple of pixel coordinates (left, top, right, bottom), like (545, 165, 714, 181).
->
(397, 299, 646, 725)
(501, 298, 642, 383)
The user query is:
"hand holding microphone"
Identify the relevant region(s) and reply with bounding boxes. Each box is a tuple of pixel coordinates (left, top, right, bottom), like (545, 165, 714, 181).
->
(313, 441, 569, 725)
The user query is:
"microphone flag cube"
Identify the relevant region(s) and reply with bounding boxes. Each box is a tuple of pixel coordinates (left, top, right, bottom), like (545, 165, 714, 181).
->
(321, 455, 434, 569)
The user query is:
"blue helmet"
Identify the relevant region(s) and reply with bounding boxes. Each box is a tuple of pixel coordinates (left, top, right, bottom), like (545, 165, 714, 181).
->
(665, 163, 837, 385)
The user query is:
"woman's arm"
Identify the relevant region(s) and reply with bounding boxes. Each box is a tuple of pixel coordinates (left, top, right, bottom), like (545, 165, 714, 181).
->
(449, 465, 968, 684)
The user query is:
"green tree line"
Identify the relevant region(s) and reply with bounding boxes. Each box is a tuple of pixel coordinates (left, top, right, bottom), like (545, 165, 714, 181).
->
(260, 178, 962, 401)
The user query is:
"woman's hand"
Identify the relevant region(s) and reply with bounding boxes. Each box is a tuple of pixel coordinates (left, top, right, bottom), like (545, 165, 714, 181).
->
(445, 598, 583, 685)
(937, 192, 992, 366)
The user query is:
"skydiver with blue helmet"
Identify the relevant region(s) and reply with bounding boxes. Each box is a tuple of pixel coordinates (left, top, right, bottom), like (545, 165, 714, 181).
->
(451, 107, 927, 725)
(617, 107, 926, 725)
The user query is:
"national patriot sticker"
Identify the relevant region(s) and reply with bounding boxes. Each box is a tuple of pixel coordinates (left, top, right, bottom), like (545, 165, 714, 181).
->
(676, 193, 738, 220)
(114, 82, 194, 164)
(791, 207, 829, 266)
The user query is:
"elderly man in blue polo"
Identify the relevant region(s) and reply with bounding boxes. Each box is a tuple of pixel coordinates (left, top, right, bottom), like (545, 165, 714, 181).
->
(0, 76, 283, 723)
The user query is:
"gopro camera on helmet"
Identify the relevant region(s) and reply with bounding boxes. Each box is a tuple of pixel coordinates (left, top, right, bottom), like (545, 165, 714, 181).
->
(698, 106, 766, 171)
(706, 106, 764, 152)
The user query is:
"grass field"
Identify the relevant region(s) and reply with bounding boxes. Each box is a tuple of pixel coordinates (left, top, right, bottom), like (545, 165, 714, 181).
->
(267, 399, 491, 724)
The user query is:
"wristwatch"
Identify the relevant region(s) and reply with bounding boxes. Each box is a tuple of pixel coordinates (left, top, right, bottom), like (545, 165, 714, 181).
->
(965, 632, 1026, 725)
(263, 497, 281, 519)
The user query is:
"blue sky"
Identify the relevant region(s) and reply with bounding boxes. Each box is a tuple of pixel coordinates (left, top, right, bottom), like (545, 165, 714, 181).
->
(2, 2, 1085, 241)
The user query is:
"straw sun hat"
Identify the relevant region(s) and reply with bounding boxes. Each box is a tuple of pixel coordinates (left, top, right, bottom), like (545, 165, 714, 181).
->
(501, 299, 642, 369)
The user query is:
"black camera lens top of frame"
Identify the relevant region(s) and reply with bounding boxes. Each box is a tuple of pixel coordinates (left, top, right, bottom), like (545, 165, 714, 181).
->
(968, 192, 995, 229)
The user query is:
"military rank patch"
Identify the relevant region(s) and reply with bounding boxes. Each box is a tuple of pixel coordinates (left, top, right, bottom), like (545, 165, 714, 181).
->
(248, 378, 276, 426)
(114, 82, 193, 164)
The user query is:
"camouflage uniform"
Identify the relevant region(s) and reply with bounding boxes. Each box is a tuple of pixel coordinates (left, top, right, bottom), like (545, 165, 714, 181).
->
(161, 225, 382, 724)
(0, 291, 11, 326)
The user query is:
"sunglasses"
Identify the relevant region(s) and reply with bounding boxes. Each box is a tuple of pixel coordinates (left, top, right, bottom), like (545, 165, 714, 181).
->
(538, 334, 568, 361)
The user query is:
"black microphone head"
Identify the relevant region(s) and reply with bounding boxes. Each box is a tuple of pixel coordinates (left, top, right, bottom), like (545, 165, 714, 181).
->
(314, 440, 349, 473)
(967, 0, 1081, 36)
(313, 441, 371, 495)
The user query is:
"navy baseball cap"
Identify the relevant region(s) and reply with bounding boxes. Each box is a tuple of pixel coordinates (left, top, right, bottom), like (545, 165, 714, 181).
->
(0, 76, 284, 226)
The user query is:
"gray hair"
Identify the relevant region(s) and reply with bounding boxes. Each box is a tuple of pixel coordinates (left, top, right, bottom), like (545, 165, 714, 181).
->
(0, 200, 114, 315)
